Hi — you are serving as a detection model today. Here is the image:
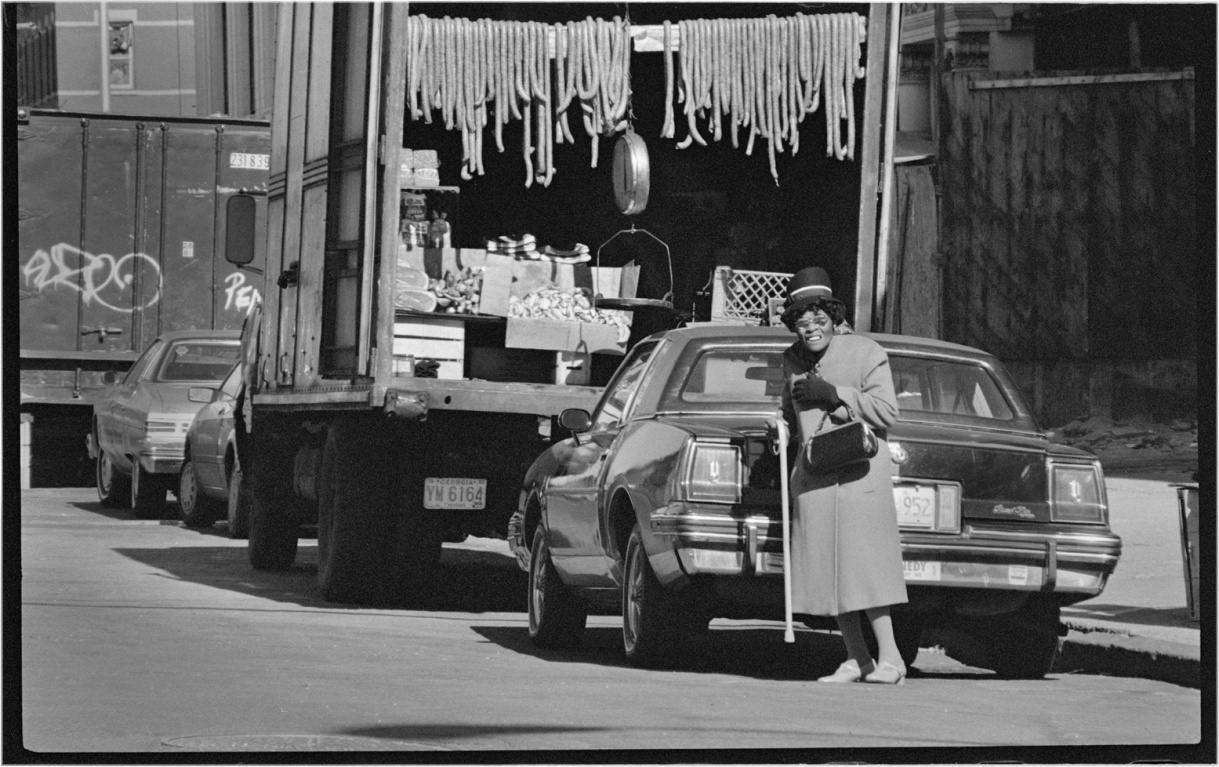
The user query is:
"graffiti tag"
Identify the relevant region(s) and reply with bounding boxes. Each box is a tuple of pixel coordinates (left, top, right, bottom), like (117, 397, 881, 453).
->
(224, 271, 263, 314)
(22, 243, 162, 313)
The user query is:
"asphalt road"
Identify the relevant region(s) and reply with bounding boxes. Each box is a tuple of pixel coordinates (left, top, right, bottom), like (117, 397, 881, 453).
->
(16, 489, 1202, 759)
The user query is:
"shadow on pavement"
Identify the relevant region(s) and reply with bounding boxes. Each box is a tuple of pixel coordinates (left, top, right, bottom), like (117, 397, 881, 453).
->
(111, 542, 528, 613)
(1063, 603, 1197, 630)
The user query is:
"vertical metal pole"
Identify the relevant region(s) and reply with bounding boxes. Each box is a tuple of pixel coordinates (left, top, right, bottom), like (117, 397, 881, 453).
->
(775, 418, 795, 644)
(99, 0, 110, 112)
(873, 4, 904, 332)
(852, 5, 890, 333)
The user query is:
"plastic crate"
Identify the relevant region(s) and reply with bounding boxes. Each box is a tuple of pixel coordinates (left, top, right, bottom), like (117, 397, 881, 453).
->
(710, 266, 792, 325)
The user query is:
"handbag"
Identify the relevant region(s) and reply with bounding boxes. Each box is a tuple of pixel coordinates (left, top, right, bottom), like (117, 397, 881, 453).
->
(803, 410, 878, 474)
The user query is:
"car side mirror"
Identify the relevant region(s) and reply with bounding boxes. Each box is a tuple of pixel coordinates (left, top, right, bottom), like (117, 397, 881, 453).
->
(559, 408, 592, 433)
(102, 371, 119, 385)
(225, 194, 258, 265)
(188, 387, 216, 403)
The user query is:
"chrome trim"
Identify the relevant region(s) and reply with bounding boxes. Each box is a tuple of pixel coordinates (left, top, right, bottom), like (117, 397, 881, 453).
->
(962, 526, 1120, 546)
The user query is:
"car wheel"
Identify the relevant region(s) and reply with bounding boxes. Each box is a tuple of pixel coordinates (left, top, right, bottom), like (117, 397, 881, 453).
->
(987, 628, 1061, 680)
(622, 524, 683, 665)
(528, 527, 587, 649)
(131, 462, 168, 519)
(316, 418, 395, 605)
(227, 462, 250, 539)
(95, 446, 130, 509)
(179, 458, 220, 528)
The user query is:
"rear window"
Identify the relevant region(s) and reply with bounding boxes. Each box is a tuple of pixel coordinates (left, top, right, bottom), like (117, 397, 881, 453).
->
(677, 349, 785, 405)
(890, 355, 1015, 422)
(157, 342, 241, 383)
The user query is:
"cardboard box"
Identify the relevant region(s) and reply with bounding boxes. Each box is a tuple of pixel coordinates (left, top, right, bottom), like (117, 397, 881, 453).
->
(505, 317, 626, 356)
(478, 254, 639, 317)
(478, 254, 638, 356)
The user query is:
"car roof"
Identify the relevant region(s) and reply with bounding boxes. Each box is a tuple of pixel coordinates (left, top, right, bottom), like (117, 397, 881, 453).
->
(154, 329, 243, 342)
(652, 325, 997, 362)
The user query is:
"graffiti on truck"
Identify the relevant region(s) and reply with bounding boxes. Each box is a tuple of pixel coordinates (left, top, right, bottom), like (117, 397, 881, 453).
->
(23, 243, 261, 315)
(22, 243, 162, 313)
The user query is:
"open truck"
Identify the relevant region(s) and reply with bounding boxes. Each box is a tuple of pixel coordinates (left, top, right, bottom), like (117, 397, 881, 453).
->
(17, 108, 269, 488)
(225, 2, 900, 605)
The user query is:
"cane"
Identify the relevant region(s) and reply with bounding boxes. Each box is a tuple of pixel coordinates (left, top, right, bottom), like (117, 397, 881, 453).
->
(773, 417, 795, 644)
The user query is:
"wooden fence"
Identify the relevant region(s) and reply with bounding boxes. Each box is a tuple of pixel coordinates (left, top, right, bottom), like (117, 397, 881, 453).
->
(937, 69, 1197, 424)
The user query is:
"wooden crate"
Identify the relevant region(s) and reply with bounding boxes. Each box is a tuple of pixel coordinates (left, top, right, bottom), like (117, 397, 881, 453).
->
(392, 317, 465, 379)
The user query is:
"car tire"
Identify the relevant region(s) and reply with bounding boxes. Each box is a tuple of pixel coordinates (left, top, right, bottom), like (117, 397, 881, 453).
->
(131, 462, 168, 519)
(528, 527, 587, 649)
(984, 600, 1063, 680)
(316, 418, 395, 605)
(179, 458, 220, 528)
(96, 445, 131, 509)
(226, 462, 250, 539)
(247, 443, 299, 571)
(622, 524, 683, 665)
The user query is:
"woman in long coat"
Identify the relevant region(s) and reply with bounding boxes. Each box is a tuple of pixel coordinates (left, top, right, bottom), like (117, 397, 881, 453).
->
(778, 267, 909, 684)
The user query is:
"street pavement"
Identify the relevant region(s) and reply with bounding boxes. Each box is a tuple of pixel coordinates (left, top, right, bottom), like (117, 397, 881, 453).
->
(1054, 477, 1204, 689)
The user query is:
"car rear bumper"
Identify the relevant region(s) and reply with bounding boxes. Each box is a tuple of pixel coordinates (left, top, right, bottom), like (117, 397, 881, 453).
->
(650, 503, 1122, 597)
(136, 451, 184, 476)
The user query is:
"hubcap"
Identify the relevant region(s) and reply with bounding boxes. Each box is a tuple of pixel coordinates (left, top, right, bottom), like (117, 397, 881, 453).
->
(181, 465, 197, 511)
(529, 538, 546, 634)
(624, 543, 643, 651)
(98, 453, 114, 494)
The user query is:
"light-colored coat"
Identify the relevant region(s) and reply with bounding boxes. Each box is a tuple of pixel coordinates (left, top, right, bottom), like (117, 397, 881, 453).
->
(780, 333, 908, 616)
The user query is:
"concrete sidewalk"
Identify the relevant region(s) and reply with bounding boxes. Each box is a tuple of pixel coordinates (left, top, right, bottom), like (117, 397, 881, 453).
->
(1055, 478, 1203, 688)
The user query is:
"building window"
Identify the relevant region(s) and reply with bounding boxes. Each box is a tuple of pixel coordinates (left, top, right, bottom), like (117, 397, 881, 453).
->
(108, 20, 133, 88)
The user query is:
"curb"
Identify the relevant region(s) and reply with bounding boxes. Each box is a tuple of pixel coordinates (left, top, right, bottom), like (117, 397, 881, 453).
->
(1057, 629, 1202, 689)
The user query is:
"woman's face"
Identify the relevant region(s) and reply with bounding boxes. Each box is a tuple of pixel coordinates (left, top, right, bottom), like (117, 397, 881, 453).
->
(793, 307, 833, 354)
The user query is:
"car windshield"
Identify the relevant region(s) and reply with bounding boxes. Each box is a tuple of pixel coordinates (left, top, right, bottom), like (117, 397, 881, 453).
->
(667, 343, 1018, 424)
(156, 342, 241, 383)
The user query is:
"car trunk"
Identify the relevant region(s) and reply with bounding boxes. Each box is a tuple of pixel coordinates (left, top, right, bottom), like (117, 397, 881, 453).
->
(890, 420, 1050, 523)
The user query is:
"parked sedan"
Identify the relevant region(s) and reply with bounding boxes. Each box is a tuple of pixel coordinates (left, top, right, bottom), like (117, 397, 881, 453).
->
(178, 362, 248, 536)
(508, 325, 1122, 678)
(89, 330, 242, 518)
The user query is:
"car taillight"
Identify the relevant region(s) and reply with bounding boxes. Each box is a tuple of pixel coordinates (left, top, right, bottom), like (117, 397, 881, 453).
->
(1050, 462, 1107, 524)
(686, 444, 742, 503)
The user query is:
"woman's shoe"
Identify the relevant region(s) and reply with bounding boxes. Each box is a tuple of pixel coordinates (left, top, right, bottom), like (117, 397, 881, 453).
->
(817, 660, 869, 683)
(863, 661, 906, 685)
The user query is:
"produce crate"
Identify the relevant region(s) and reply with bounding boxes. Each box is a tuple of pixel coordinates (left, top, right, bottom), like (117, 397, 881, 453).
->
(392, 316, 465, 379)
(710, 266, 791, 325)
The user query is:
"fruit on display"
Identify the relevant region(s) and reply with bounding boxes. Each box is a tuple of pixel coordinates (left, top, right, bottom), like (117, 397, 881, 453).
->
(508, 287, 632, 343)
(429, 266, 484, 314)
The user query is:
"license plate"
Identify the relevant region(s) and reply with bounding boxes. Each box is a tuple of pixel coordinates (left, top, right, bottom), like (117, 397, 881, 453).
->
(423, 478, 486, 509)
(894, 483, 936, 529)
(904, 560, 941, 582)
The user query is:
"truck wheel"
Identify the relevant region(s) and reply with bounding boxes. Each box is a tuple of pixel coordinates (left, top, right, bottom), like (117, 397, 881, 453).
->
(317, 418, 394, 605)
(131, 463, 168, 519)
(528, 527, 587, 648)
(179, 457, 220, 528)
(226, 462, 250, 539)
(622, 524, 683, 665)
(96, 447, 130, 509)
(247, 446, 298, 571)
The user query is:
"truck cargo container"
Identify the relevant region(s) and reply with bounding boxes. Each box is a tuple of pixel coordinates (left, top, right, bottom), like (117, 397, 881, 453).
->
(17, 108, 270, 487)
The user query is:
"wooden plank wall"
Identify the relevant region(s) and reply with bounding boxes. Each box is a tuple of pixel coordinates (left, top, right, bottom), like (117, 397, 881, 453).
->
(939, 70, 1196, 424)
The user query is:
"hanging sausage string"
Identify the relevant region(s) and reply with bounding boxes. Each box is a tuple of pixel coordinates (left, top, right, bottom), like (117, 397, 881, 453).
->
(405, 13, 866, 187)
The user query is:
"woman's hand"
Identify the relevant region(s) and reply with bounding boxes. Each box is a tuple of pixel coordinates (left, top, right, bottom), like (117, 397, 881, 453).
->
(792, 376, 841, 408)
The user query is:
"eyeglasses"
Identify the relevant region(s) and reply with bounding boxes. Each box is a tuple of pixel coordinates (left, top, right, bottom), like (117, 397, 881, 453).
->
(794, 317, 833, 331)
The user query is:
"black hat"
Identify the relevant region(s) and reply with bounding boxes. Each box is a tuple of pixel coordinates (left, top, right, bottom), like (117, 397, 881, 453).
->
(781, 267, 845, 324)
